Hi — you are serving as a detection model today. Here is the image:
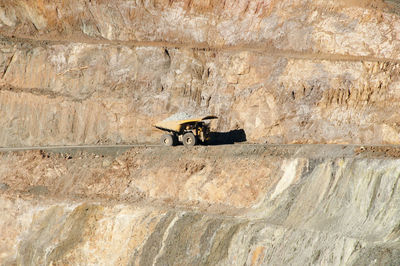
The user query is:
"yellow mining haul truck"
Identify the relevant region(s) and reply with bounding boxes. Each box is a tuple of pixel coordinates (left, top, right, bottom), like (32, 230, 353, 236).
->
(154, 116, 218, 146)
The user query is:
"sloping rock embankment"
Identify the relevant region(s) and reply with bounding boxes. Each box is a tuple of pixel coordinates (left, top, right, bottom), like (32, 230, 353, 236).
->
(1, 0, 400, 145)
(1, 145, 400, 265)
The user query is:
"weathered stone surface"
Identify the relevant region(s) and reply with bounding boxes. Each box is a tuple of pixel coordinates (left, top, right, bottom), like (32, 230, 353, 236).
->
(1, 0, 400, 265)
(1, 146, 400, 265)
(0, 147, 280, 208)
(0, 1, 400, 145)
(1, 39, 400, 145)
(0, 0, 398, 57)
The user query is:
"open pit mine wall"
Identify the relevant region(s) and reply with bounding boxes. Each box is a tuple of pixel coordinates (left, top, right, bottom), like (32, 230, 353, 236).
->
(1, 0, 400, 146)
(1, 146, 400, 264)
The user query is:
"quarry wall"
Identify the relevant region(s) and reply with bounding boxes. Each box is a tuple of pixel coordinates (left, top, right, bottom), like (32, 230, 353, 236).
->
(1, 0, 400, 145)
(1, 1, 400, 265)
(1, 146, 400, 264)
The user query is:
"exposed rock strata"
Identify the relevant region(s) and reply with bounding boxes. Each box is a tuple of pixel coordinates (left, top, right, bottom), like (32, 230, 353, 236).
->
(0, 1, 400, 145)
(1, 146, 400, 264)
(0, 0, 398, 58)
(1, 38, 400, 145)
(1, 0, 400, 264)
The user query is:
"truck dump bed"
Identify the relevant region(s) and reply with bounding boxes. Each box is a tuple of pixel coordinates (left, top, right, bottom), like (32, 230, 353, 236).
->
(154, 116, 217, 133)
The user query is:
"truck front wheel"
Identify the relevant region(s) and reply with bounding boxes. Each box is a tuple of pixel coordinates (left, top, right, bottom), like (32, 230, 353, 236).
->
(183, 132, 197, 146)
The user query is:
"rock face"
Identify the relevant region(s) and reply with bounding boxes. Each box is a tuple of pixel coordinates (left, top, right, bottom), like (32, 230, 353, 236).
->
(2, 1, 400, 265)
(1, 146, 400, 265)
(1, 0, 400, 145)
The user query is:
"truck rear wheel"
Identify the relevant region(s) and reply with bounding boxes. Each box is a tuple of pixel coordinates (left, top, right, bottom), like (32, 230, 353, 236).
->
(183, 132, 197, 146)
(161, 134, 175, 146)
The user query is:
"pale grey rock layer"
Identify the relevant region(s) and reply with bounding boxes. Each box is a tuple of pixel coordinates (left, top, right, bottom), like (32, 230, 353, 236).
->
(0, 147, 399, 265)
(0, 1, 400, 265)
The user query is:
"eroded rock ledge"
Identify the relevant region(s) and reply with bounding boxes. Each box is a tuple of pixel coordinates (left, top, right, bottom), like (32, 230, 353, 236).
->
(1, 1, 400, 145)
(1, 145, 400, 264)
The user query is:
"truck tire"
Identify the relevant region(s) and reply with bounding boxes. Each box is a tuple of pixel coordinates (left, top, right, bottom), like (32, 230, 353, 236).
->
(183, 132, 197, 146)
(161, 134, 175, 146)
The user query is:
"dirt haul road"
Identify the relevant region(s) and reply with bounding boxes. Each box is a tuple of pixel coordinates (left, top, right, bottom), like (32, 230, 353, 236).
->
(1, 144, 400, 265)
